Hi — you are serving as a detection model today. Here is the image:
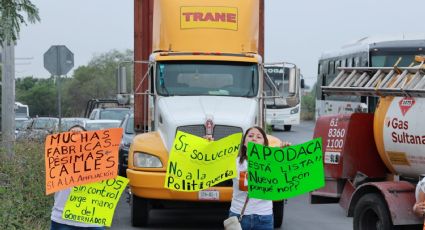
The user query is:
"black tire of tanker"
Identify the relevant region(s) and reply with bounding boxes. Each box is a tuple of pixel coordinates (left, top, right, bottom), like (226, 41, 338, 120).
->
(273, 200, 284, 228)
(353, 193, 394, 230)
(131, 194, 150, 227)
(284, 125, 292, 132)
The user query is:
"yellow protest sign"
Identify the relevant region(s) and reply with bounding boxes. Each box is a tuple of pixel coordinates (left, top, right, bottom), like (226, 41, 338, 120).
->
(165, 131, 242, 191)
(45, 128, 123, 194)
(62, 176, 129, 227)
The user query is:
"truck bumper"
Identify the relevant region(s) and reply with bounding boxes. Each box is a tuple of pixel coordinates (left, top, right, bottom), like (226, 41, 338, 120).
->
(127, 169, 233, 202)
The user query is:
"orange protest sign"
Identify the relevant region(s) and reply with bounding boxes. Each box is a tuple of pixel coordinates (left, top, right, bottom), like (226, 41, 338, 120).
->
(45, 128, 123, 194)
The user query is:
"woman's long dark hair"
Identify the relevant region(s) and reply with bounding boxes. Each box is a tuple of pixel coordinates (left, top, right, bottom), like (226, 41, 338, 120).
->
(238, 126, 269, 164)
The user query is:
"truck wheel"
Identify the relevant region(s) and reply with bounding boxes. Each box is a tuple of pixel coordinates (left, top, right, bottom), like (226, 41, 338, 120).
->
(284, 125, 292, 131)
(131, 194, 150, 227)
(353, 193, 394, 230)
(273, 200, 284, 228)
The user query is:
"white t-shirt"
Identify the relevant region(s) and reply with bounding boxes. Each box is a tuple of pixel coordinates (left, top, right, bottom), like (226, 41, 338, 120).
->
(230, 157, 273, 215)
(415, 177, 425, 201)
(51, 188, 101, 227)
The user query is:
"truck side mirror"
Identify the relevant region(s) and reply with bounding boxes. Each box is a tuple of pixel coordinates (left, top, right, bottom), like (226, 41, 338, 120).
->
(301, 78, 305, 89)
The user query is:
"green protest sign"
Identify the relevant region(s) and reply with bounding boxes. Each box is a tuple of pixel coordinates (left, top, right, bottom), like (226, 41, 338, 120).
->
(165, 131, 242, 191)
(62, 176, 129, 227)
(247, 138, 324, 200)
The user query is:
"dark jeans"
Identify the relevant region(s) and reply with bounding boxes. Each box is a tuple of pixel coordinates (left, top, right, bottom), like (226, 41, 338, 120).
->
(50, 221, 105, 230)
(229, 211, 273, 230)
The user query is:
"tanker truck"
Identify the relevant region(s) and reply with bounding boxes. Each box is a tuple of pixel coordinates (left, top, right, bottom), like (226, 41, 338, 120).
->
(126, 0, 301, 227)
(311, 56, 425, 229)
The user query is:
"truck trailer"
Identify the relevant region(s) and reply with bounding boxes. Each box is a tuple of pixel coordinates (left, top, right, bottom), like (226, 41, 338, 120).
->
(127, 0, 302, 227)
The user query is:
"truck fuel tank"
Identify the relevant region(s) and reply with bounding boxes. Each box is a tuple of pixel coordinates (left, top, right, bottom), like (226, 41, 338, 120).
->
(374, 96, 425, 178)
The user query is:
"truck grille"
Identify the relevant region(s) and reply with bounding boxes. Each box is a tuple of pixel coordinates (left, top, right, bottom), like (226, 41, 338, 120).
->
(176, 125, 243, 140)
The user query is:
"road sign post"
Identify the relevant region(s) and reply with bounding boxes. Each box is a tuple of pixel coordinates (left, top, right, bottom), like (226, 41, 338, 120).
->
(43, 45, 74, 131)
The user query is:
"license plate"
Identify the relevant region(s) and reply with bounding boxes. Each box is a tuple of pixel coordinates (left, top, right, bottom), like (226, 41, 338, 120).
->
(324, 151, 340, 164)
(271, 120, 284, 125)
(198, 190, 219, 200)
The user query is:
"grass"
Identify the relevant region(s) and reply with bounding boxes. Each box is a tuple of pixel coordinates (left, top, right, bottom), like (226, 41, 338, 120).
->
(0, 141, 53, 230)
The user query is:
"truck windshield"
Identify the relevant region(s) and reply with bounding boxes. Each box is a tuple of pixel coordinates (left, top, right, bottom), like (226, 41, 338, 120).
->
(156, 61, 259, 97)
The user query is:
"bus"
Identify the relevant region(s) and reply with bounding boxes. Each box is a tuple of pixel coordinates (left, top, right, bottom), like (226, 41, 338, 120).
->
(15, 102, 29, 118)
(316, 36, 425, 118)
(264, 64, 303, 131)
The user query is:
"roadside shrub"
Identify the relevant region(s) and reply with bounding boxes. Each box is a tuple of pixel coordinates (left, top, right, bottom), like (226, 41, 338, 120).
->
(0, 141, 52, 230)
(301, 91, 316, 120)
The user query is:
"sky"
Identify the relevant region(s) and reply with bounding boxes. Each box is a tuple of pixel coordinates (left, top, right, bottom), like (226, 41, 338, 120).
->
(15, 0, 425, 88)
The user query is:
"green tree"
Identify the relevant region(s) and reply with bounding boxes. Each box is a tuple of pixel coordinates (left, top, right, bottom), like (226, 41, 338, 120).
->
(301, 83, 316, 120)
(0, 0, 40, 44)
(14, 49, 133, 117)
(17, 77, 57, 116)
(1, 0, 40, 157)
(62, 49, 133, 116)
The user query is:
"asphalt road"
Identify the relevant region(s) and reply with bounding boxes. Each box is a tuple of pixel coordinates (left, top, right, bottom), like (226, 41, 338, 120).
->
(111, 121, 353, 230)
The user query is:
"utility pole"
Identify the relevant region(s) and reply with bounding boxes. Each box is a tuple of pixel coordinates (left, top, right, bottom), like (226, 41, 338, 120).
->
(1, 42, 16, 157)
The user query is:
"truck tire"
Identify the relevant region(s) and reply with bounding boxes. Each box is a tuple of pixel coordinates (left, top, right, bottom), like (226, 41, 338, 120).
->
(273, 200, 284, 228)
(353, 193, 394, 230)
(284, 125, 292, 131)
(131, 194, 150, 227)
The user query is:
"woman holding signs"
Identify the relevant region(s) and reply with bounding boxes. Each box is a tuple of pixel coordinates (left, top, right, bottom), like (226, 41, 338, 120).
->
(50, 125, 105, 230)
(225, 126, 290, 230)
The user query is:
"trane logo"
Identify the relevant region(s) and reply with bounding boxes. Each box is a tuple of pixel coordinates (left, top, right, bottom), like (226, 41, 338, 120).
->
(182, 12, 236, 23)
(180, 7, 238, 30)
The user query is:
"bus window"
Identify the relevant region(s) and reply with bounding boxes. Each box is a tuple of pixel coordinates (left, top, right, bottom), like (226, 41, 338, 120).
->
(341, 59, 346, 67)
(347, 58, 353, 67)
(354, 57, 360, 67)
(371, 56, 386, 67)
(335, 60, 341, 70)
(371, 54, 421, 67)
(318, 63, 323, 74)
(329, 61, 335, 74)
(323, 61, 328, 74)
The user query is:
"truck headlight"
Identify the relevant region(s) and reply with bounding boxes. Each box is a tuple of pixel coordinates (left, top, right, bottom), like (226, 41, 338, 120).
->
(290, 107, 299, 114)
(133, 152, 163, 168)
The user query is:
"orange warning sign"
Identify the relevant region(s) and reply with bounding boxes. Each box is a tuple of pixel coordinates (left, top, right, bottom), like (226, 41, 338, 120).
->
(45, 128, 123, 194)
